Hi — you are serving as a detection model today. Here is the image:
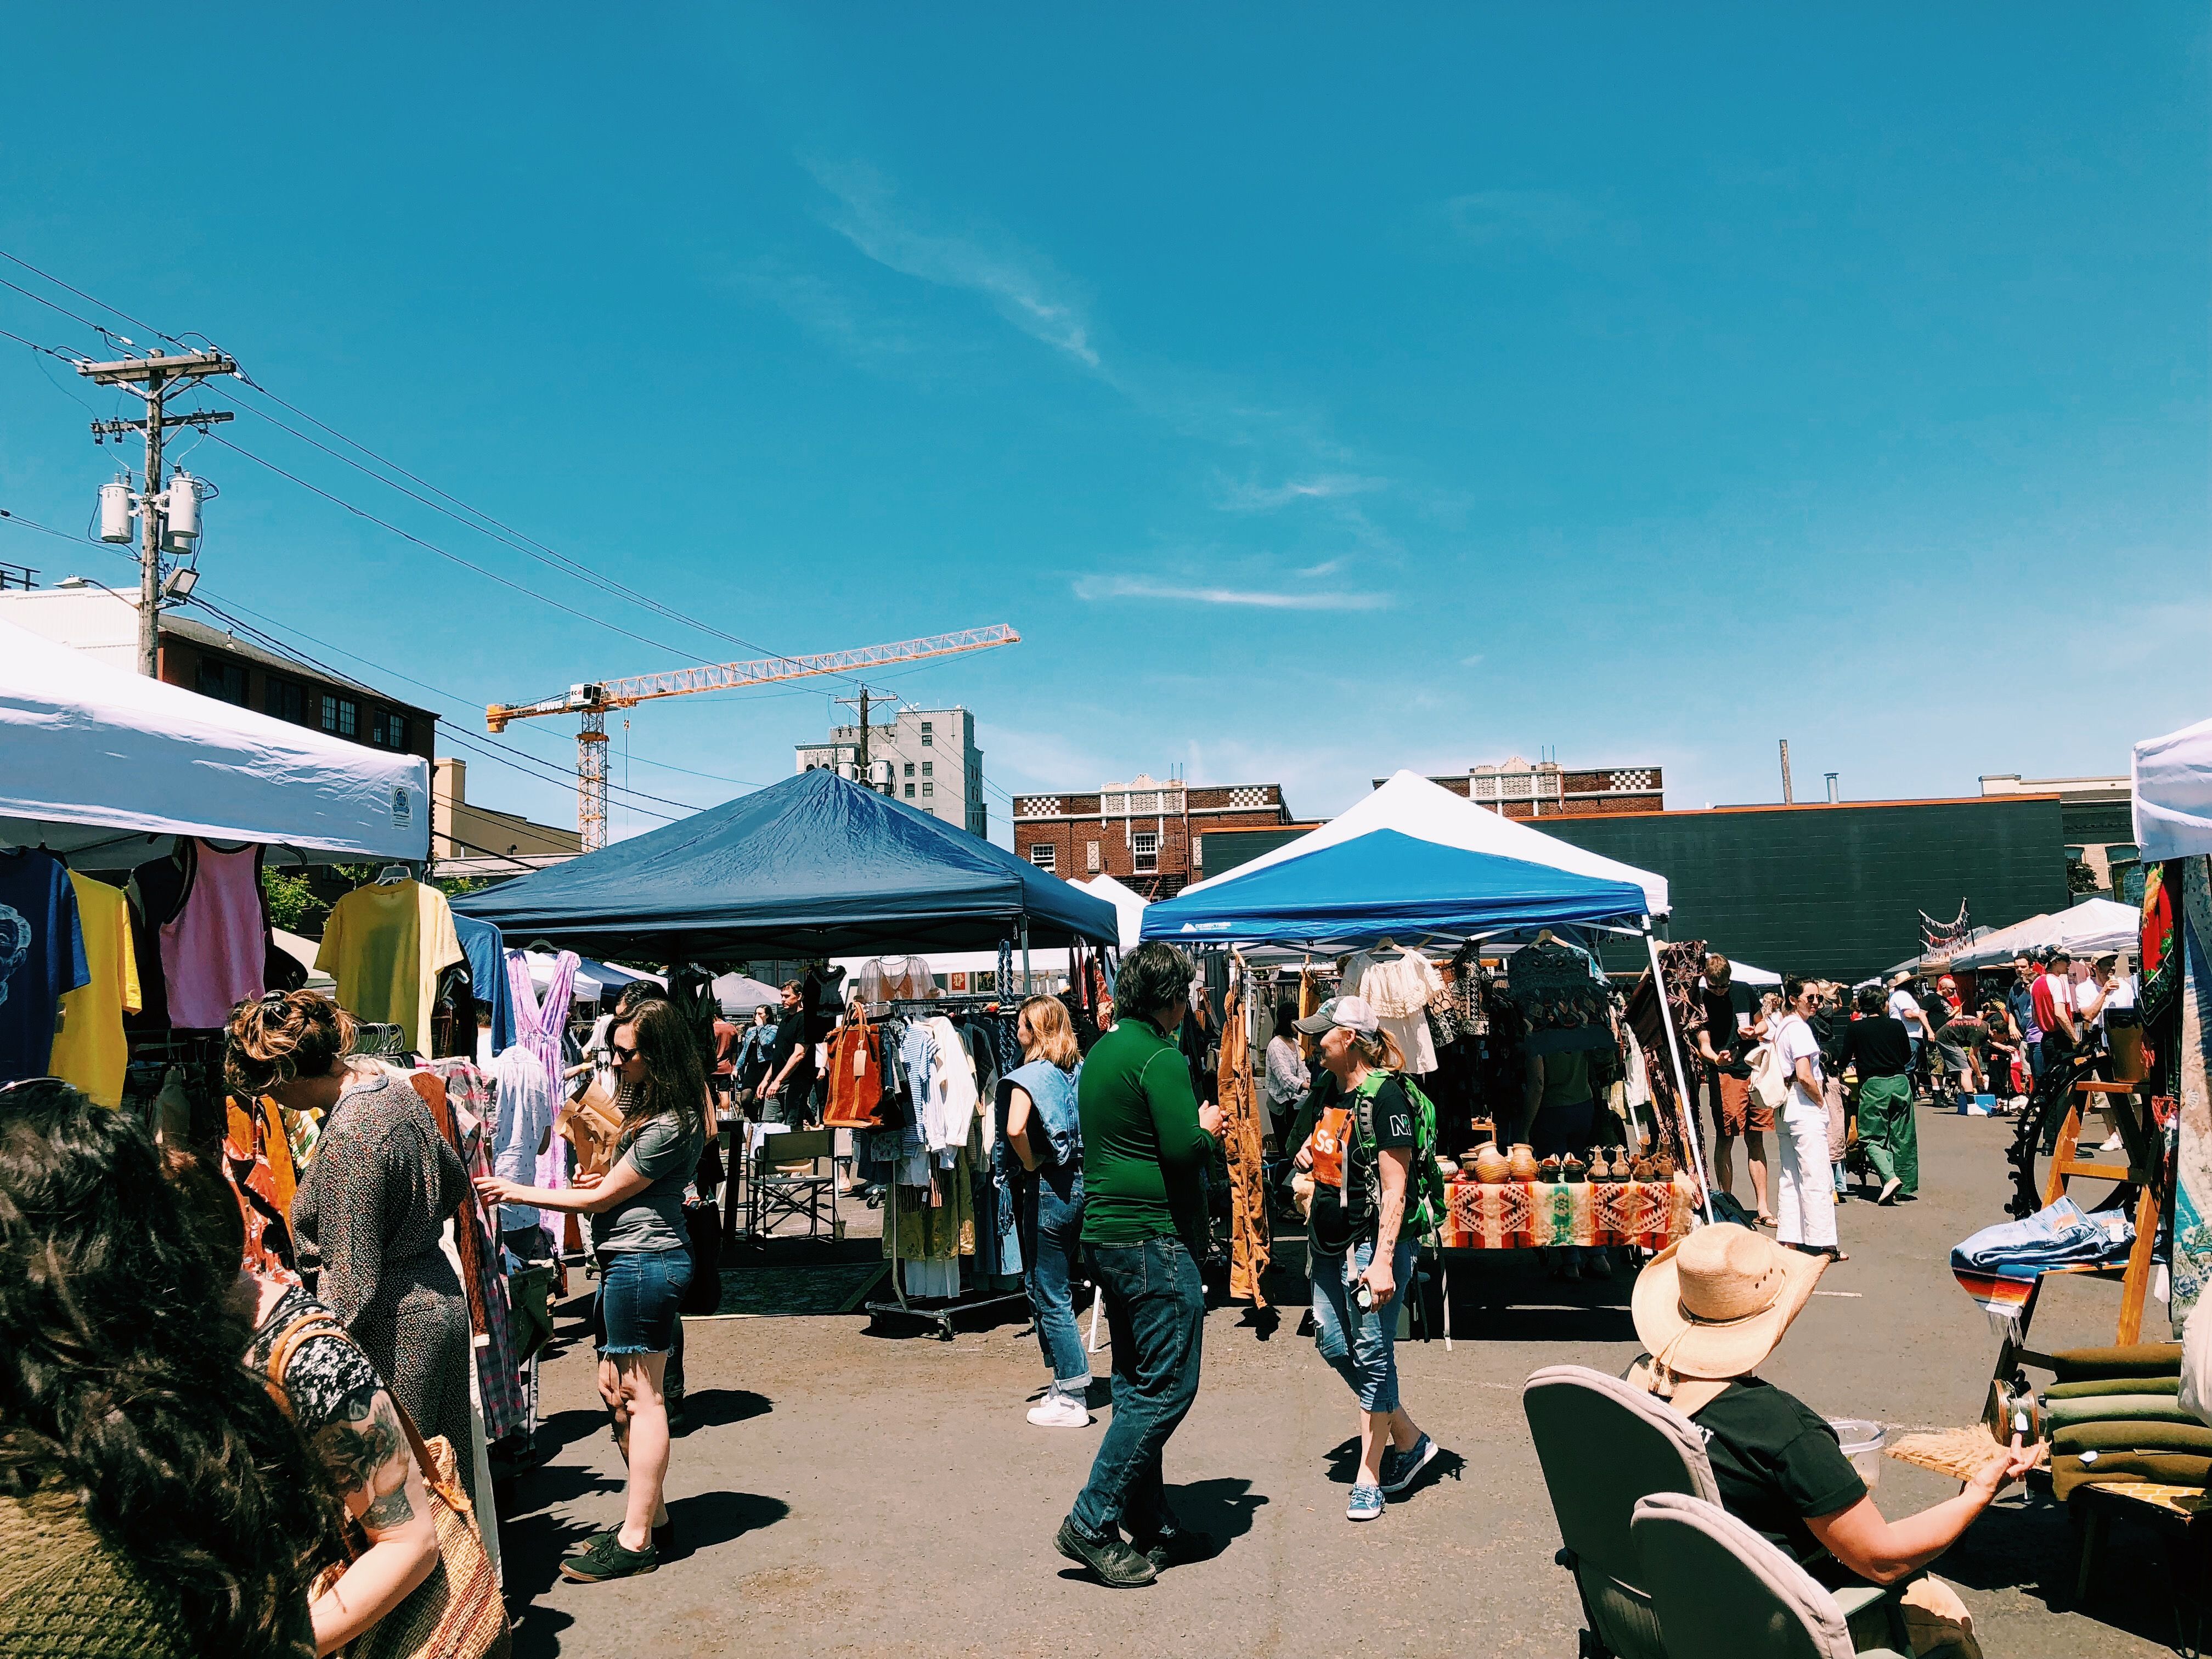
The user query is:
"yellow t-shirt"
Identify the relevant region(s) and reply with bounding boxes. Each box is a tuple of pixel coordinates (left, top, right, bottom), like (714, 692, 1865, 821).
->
(315, 880, 465, 1053)
(50, 873, 142, 1108)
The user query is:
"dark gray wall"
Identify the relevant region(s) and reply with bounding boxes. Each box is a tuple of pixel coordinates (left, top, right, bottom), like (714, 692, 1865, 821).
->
(1536, 797, 2070, 982)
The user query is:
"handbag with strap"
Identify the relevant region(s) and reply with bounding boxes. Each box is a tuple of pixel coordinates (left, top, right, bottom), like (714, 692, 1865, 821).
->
(265, 1312, 512, 1659)
(822, 1013, 885, 1128)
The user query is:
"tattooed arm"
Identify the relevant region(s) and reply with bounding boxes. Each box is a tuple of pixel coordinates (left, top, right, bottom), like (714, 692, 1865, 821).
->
(304, 1379, 439, 1656)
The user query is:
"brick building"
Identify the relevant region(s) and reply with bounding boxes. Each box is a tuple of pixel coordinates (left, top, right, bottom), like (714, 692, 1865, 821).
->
(1009, 773, 1303, 899)
(1384, 755, 1664, 819)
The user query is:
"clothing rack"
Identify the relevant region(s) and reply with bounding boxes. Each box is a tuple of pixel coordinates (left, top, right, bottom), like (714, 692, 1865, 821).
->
(861, 995, 1033, 1342)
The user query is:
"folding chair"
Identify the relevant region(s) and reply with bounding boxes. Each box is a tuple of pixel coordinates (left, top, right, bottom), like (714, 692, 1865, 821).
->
(746, 1126, 839, 1244)
(1631, 1492, 1910, 1659)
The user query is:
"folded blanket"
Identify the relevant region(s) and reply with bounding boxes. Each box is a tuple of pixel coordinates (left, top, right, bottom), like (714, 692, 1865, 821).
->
(2044, 1396, 2207, 1431)
(2044, 1375, 2181, 1400)
(2050, 1342, 2185, 1384)
(2050, 1420, 2212, 1457)
(2051, 1451, 2211, 1502)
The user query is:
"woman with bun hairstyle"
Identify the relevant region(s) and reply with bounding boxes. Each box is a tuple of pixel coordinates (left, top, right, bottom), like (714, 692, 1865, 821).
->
(227, 990, 475, 1503)
(0, 1077, 329, 1658)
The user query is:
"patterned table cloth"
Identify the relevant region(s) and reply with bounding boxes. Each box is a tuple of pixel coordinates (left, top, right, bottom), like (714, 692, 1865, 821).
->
(1440, 1177, 1698, 1251)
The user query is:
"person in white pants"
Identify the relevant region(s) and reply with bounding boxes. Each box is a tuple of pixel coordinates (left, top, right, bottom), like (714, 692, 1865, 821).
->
(1769, 978, 1844, 1262)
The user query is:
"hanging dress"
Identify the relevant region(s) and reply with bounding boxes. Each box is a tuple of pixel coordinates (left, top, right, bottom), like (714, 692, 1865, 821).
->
(159, 840, 268, 1029)
(508, 948, 578, 1193)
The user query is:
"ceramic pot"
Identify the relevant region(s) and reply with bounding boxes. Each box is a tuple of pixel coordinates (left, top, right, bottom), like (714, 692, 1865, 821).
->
(1561, 1152, 1588, 1183)
(1507, 1143, 1540, 1182)
(1536, 1154, 1565, 1183)
(1473, 1144, 1511, 1183)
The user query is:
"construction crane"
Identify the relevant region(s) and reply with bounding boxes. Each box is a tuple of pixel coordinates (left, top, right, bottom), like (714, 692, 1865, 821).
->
(487, 624, 1019, 850)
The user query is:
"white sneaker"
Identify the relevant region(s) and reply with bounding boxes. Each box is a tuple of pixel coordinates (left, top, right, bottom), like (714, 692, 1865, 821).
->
(1877, 1177, 1902, 1206)
(1027, 1393, 1091, 1428)
(2098, 1134, 2125, 1153)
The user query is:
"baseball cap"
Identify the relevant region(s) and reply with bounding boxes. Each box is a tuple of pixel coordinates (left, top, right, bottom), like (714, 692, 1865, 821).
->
(2049, 947, 2073, 964)
(1294, 995, 1380, 1036)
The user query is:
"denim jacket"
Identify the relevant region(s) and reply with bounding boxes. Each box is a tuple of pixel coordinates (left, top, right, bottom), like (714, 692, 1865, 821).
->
(1007, 1058, 1082, 1170)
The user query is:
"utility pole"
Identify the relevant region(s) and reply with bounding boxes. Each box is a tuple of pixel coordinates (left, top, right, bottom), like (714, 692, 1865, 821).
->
(1779, 738, 1795, 804)
(834, 685, 890, 792)
(77, 349, 236, 676)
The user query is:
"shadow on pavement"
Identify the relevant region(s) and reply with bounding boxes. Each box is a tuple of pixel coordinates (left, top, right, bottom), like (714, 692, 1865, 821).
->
(675, 1386, 773, 1433)
(1167, 1475, 1269, 1542)
(1935, 1492, 2195, 1653)
(664, 1488, 793, 1555)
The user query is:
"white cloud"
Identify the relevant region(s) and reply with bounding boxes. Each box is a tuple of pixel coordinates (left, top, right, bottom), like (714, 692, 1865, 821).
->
(1459, 652, 1485, 666)
(1439, 189, 1596, 247)
(807, 160, 1101, 369)
(1295, 559, 1344, 578)
(1073, 575, 1389, 611)
(1215, 473, 1388, 513)
(728, 256, 923, 360)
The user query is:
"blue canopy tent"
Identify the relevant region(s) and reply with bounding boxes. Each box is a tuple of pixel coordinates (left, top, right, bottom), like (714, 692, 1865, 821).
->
(1141, 830, 1651, 951)
(1139, 820, 1715, 1224)
(457, 767, 1119, 960)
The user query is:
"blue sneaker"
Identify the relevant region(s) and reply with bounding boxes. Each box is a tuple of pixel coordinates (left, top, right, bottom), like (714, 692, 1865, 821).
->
(1346, 1482, 1385, 1521)
(1380, 1433, 1438, 1496)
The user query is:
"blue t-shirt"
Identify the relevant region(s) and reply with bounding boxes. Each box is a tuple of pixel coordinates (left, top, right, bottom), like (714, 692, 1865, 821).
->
(0, 851, 90, 1083)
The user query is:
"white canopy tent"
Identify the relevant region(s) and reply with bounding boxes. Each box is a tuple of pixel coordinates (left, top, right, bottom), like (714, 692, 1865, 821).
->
(521, 949, 660, 1005)
(1728, 960, 1781, 986)
(1176, 769, 1671, 917)
(1073, 872, 1147, 950)
(0, 616, 428, 866)
(1945, 899, 2140, 971)
(712, 973, 783, 1017)
(2135, 715, 2212, 861)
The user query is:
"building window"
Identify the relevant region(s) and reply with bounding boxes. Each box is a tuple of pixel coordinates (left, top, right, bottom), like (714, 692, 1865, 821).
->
(904, 783, 916, 799)
(921, 721, 934, 747)
(921, 782, 933, 798)
(921, 761, 932, 777)
(195, 657, 249, 706)
(266, 675, 308, 725)
(1085, 841, 1101, 873)
(1132, 830, 1158, 873)
(320, 693, 359, 738)
(1029, 843, 1057, 871)
(904, 762, 915, 777)
(369, 710, 409, 750)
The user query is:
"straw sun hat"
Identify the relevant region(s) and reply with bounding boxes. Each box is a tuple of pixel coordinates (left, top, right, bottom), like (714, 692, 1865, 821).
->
(1631, 1224, 1826, 1406)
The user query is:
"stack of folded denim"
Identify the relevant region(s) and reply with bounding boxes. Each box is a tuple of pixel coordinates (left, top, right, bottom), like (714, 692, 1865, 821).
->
(1950, 1196, 2135, 1277)
(2041, 1342, 2209, 1500)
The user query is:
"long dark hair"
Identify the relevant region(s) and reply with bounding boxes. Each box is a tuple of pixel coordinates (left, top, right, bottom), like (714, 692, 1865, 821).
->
(0, 1080, 328, 1658)
(615, 997, 708, 1148)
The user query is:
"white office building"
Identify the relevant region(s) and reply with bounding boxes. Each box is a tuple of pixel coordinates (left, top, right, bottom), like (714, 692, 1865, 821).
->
(796, 705, 986, 838)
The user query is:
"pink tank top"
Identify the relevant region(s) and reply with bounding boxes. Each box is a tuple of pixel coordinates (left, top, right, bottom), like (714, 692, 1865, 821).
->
(160, 841, 267, 1028)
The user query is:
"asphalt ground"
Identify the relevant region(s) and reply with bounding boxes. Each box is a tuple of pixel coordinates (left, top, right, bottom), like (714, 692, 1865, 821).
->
(497, 1106, 2188, 1659)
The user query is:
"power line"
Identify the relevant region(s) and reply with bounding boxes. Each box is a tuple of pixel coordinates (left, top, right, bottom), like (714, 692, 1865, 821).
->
(0, 249, 187, 348)
(0, 274, 116, 341)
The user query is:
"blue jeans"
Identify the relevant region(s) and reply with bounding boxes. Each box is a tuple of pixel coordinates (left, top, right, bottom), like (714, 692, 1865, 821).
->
(594, 1246, 693, 1356)
(1070, 1237, 1204, 1541)
(1311, 1236, 1415, 1413)
(1020, 1164, 1089, 1393)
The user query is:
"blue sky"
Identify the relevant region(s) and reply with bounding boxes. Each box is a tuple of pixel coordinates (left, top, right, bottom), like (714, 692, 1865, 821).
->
(3, 7, 2205, 844)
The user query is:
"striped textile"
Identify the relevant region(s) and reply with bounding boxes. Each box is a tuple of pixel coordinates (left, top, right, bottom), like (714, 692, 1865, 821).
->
(1439, 1177, 1696, 1251)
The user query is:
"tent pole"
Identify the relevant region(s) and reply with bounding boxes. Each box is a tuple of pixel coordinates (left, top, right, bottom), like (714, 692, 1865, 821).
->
(1644, 927, 1716, 1225)
(1020, 918, 1031, 996)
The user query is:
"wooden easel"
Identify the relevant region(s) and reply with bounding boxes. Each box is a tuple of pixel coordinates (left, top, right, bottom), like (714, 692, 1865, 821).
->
(1989, 1079, 2163, 1388)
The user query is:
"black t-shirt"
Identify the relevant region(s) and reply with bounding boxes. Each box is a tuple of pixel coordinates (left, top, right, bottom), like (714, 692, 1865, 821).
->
(1697, 980, 1754, 1077)
(770, 1011, 815, 1091)
(1309, 1074, 1417, 1257)
(1838, 1015, 1911, 1079)
(1690, 1378, 1865, 1566)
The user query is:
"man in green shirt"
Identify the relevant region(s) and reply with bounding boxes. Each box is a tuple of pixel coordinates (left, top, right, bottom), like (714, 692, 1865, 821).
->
(1056, 943, 1222, 1588)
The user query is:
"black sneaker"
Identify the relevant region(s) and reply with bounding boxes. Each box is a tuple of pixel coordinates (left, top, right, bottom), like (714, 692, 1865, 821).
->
(570, 1521, 675, 1559)
(1132, 1527, 1221, 1571)
(560, 1532, 659, 1583)
(1054, 1517, 1157, 1587)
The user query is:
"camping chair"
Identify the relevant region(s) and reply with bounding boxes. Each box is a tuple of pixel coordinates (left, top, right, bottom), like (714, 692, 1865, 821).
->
(1630, 1493, 1910, 1659)
(746, 1127, 839, 1245)
(1522, 1364, 1725, 1659)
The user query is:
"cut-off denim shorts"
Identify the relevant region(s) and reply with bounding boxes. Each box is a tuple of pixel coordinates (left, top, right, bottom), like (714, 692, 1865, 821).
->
(594, 1245, 693, 1356)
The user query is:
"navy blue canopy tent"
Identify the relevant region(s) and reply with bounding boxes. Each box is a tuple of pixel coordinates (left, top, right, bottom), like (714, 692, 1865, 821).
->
(1140, 829, 1650, 951)
(456, 768, 1119, 960)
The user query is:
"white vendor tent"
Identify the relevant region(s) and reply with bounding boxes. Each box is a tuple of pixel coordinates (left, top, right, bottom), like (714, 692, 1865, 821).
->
(1073, 872, 1147, 950)
(521, 949, 660, 1005)
(713, 973, 783, 1017)
(1946, 899, 2140, 970)
(1727, 960, 1781, 986)
(1175, 769, 1671, 917)
(0, 616, 428, 865)
(2134, 715, 2212, 861)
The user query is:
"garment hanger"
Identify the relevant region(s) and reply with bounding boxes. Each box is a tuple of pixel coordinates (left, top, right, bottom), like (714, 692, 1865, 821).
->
(375, 863, 411, 884)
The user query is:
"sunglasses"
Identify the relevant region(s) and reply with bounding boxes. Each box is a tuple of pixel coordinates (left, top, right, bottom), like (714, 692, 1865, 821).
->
(610, 1042, 639, 1063)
